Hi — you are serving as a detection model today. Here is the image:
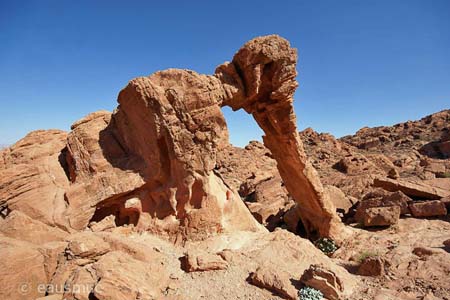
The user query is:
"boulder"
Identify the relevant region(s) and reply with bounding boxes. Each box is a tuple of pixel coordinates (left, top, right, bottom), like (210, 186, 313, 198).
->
(363, 206, 400, 227)
(355, 191, 411, 222)
(384, 191, 412, 214)
(357, 256, 385, 276)
(246, 176, 294, 230)
(300, 265, 344, 300)
(249, 266, 298, 300)
(408, 200, 447, 217)
(183, 250, 228, 272)
(324, 185, 356, 216)
(283, 204, 302, 233)
(420, 129, 450, 159)
(38, 241, 67, 282)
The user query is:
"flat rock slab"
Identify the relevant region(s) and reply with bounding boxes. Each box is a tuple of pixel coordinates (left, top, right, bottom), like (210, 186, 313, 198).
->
(409, 200, 447, 217)
(374, 177, 449, 199)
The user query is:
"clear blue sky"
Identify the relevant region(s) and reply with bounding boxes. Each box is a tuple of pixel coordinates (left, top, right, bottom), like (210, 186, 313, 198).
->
(1, 0, 449, 147)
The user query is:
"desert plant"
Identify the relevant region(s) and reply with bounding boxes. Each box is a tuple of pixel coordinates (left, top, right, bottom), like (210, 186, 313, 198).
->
(298, 286, 323, 300)
(358, 250, 378, 262)
(314, 237, 337, 255)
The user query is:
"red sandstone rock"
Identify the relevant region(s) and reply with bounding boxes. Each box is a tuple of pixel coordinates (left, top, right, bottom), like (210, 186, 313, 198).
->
(363, 206, 400, 227)
(409, 200, 447, 217)
(357, 256, 385, 276)
(373, 177, 449, 199)
(0, 210, 67, 245)
(184, 250, 229, 272)
(0, 237, 48, 299)
(2, 35, 449, 300)
(300, 264, 344, 300)
(88, 215, 116, 232)
(246, 176, 295, 230)
(355, 191, 411, 222)
(66, 233, 110, 258)
(324, 185, 357, 216)
(216, 35, 347, 241)
(335, 154, 377, 175)
(92, 251, 170, 300)
(412, 246, 441, 257)
(249, 266, 298, 300)
(0, 130, 70, 229)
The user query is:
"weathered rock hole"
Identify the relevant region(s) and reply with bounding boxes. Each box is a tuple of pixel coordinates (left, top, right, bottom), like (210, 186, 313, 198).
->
(90, 200, 140, 227)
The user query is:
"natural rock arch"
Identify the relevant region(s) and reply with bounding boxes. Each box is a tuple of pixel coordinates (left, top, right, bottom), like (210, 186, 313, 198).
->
(64, 35, 348, 242)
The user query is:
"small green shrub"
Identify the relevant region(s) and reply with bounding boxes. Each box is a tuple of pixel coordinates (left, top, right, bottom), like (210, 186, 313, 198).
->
(298, 286, 323, 300)
(314, 237, 337, 255)
(358, 250, 378, 262)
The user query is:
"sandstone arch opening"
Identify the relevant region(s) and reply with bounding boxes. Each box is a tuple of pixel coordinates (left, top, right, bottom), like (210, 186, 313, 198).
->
(220, 106, 263, 147)
(90, 199, 140, 227)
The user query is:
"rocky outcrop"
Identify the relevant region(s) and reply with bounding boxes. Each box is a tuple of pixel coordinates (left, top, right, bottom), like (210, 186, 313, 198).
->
(0, 210, 67, 245)
(0, 130, 70, 229)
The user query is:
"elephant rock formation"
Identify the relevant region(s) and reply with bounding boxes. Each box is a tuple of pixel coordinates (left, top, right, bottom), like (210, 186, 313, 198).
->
(1, 35, 346, 243)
